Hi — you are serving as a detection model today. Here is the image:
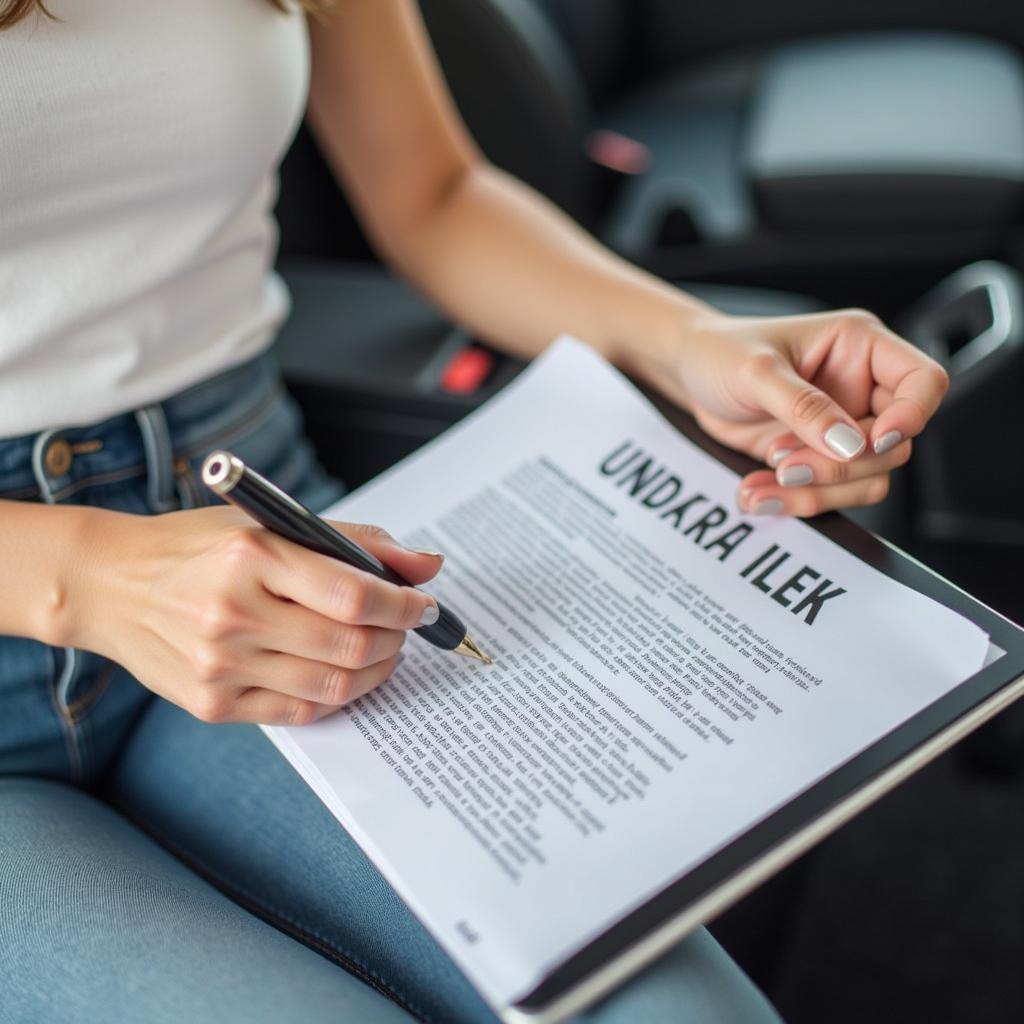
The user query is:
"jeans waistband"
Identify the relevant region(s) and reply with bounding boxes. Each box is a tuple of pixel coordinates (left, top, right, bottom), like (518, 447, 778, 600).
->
(0, 354, 283, 506)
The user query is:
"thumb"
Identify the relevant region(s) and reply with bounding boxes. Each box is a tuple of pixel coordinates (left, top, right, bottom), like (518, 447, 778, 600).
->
(746, 354, 867, 462)
(329, 521, 445, 585)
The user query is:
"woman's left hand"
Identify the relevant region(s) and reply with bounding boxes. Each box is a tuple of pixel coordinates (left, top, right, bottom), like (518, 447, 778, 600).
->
(627, 307, 949, 517)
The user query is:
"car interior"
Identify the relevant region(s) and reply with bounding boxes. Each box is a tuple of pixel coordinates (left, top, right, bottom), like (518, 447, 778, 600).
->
(269, 3, 1024, 1020)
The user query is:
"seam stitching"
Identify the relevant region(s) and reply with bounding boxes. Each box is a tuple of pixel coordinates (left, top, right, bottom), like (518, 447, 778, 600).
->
(105, 800, 435, 1023)
(64, 661, 117, 722)
(0, 485, 40, 500)
(47, 464, 146, 502)
(47, 648, 85, 784)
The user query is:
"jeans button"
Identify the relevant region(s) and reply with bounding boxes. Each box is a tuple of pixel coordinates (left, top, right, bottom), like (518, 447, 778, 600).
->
(44, 438, 73, 476)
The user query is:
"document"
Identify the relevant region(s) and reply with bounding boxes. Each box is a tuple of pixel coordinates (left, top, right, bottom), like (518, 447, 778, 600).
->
(265, 337, 989, 1012)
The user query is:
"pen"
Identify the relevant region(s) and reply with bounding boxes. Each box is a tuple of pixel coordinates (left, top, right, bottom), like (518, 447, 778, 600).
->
(201, 450, 491, 664)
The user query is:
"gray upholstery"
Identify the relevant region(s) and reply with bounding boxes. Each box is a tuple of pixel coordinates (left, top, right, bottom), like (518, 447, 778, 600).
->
(418, 0, 1024, 259)
(600, 54, 760, 248)
(747, 33, 1024, 228)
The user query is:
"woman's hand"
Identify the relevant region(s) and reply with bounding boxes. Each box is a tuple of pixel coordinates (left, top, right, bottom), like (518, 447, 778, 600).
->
(65, 506, 443, 725)
(627, 307, 949, 517)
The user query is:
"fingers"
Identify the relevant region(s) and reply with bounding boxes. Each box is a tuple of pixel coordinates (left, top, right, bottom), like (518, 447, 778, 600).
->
(739, 351, 867, 463)
(774, 441, 910, 490)
(248, 651, 404, 709)
(869, 385, 894, 418)
(212, 651, 403, 726)
(266, 610, 406, 671)
(185, 652, 403, 726)
(260, 535, 440, 630)
(246, 589, 404, 668)
(766, 411, 891, 467)
(868, 333, 949, 449)
(765, 422, 912, 488)
(182, 578, 406, 724)
(738, 469, 892, 518)
(220, 690, 337, 727)
(332, 521, 445, 586)
(742, 416, 907, 516)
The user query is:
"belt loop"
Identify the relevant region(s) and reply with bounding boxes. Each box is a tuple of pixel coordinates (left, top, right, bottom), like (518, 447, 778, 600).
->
(134, 404, 178, 513)
(30, 429, 61, 504)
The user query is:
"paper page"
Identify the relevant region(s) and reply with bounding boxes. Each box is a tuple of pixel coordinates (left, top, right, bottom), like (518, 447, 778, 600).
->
(266, 337, 989, 1011)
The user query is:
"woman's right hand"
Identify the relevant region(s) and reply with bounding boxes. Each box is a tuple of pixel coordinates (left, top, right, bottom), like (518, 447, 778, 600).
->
(65, 505, 444, 725)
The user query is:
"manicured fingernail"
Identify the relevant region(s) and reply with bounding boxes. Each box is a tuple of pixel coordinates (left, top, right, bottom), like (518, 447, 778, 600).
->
(412, 548, 444, 560)
(418, 602, 439, 626)
(824, 423, 866, 460)
(738, 487, 754, 510)
(873, 430, 902, 455)
(778, 464, 813, 487)
(769, 448, 795, 467)
(753, 498, 784, 516)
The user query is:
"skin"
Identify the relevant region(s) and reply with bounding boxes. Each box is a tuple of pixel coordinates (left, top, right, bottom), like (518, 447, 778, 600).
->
(0, 0, 948, 725)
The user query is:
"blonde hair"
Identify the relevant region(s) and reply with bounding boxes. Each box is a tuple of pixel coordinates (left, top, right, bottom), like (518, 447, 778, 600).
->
(0, 0, 331, 31)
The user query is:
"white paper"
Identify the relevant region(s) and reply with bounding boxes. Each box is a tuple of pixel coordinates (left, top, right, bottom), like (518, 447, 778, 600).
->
(266, 337, 989, 1011)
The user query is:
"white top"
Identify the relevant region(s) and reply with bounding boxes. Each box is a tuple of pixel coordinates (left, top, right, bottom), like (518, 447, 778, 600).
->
(0, 0, 310, 437)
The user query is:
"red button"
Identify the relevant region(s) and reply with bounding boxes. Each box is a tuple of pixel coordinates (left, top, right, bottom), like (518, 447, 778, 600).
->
(439, 347, 496, 394)
(586, 129, 652, 176)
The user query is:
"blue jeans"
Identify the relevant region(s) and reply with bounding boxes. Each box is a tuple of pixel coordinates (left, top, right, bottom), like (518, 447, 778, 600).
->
(0, 354, 781, 1023)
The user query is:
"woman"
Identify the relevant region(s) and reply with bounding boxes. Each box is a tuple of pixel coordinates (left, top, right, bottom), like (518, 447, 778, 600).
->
(0, 1, 947, 1021)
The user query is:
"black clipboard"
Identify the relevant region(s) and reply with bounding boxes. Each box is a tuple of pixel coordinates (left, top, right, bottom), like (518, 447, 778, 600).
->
(507, 399, 1024, 1023)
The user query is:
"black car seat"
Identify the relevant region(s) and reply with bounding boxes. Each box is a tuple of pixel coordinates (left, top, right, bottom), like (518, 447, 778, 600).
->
(417, 0, 1024, 260)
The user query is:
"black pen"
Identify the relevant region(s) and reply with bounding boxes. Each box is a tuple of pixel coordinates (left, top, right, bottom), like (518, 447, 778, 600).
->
(201, 450, 491, 664)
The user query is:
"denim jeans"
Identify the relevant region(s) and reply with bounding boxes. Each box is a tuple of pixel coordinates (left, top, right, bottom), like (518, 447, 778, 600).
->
(0, 353, 781, 1023)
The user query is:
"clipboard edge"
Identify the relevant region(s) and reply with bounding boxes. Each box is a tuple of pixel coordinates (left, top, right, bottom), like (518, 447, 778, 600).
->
(504, 668, 1024, 1024)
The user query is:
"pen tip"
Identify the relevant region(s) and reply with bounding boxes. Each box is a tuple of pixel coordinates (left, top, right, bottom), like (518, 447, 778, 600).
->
(454, 635, 493, 665)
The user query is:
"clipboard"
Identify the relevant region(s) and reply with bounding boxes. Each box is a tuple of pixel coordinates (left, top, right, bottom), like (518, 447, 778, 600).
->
(506, 397, 1024, 1023)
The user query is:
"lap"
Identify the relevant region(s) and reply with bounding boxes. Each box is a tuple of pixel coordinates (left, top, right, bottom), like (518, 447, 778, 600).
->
(101, 697, 781, 1024)
(0, 776, 414, 1024)
(102, 695, 495, 1024)
(0, 356, 780, 1020)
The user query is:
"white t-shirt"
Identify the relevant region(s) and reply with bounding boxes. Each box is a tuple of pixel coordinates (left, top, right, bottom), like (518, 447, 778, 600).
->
(0, 0, 310, 437)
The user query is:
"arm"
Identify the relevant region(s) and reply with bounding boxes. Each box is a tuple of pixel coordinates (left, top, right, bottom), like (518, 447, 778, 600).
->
(307, 0, 949, 517)
(0, 498, 443, 725)
(305, 0, 703, 366)
(0, 501, 94, 646)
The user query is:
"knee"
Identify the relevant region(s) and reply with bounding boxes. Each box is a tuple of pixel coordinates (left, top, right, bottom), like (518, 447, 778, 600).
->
(0, 777, 78, 861)
(0, 777, 162, 916)
(0, 779, 96, 960)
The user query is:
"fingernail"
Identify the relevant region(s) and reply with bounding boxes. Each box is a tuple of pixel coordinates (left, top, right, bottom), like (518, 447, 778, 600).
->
(418, 602, 439, 627)
(873, 430, 903, 455)
(769, 448, 795, 467)
(777, 464, 813, 487)
(738, 487, 754, 510)
(412, 548, 444, 559)
(824, 423, 866, 460)
(753, 498, 785, 516)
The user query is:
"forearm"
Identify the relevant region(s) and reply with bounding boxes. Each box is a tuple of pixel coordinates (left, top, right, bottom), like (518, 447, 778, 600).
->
(0, 501, 102, 646)
(305, 2, 711, 368)
(381, 163, 714, 370)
